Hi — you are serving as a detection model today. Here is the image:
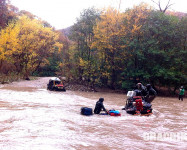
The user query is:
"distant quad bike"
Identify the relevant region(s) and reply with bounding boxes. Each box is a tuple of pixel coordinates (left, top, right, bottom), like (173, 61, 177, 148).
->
(47, 77, 66, 91)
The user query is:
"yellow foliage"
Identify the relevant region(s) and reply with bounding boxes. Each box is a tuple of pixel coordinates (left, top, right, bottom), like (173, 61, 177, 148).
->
(0, 15, 63, 77)
(79, 57, 86, 67)
(0, 22, 19, 61)
(124, 3, 151, 37)
(92, 7, 125, 53)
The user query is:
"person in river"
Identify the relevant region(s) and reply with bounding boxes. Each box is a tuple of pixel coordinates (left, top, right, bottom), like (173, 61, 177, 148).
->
(179, 86, 185, 101)
(94, 98, 108, 114)
(144, 84, 157, 103)
(133, 83, 157, 103)
(134, 83, 147, 96)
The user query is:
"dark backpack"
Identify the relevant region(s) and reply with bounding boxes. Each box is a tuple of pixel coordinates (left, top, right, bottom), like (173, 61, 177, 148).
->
(81, 107, 93, 116)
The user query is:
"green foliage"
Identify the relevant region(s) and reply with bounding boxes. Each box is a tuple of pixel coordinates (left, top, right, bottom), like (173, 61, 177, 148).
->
(69, 7, 101, 83)
(141, 11, 187, 88)
(33, 57, 60, 76)
(68, 5, 187, 92)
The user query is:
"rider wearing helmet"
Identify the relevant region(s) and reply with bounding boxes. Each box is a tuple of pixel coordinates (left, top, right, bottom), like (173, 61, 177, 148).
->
(134, 83, 147, 96)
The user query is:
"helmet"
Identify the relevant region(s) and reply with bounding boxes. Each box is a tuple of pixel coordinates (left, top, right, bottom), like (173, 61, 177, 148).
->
(99, 98, 104, 102)
(136, 83, 142, 89)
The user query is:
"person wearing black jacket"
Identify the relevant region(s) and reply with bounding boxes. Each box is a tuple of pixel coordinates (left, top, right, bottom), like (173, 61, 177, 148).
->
(144, 84, 157, 103)
(134, 83, 147, 96)
(94, 98, 107, 114)
(134, 83, 157, 103)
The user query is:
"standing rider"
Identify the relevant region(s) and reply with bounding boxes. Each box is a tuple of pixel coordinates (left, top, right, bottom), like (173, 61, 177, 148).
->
(134, 83, 157, 103)
(145, 84, 157, 103)
(134, 83, 147, 96)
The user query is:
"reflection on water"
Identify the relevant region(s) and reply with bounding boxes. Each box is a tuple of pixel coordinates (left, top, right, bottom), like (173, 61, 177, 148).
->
(0, 78, 186, 150)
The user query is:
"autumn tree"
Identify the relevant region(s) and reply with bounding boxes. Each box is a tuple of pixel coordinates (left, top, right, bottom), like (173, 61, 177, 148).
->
(55, 30, 72, 77)
(0, 0, 18, 29)
(116, 3, 151, 89)
(0, 21, 19, 71)
(19, 10, 36, 19)
(35, 30, 68, 77)
(0, 0, 9, 28)
(91, 7, 125, 88)
(0, 16, 62, 79)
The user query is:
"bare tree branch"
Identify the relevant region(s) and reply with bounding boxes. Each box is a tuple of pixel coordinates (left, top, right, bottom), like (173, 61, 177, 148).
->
(163, 0, 174, 13)
(151, 0, 159, 5)
(158, 0, 162, 12)
(150, 0, 174, 13)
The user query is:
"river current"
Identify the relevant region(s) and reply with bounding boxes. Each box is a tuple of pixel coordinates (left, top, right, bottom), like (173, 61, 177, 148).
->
(0, 77, 186, 150)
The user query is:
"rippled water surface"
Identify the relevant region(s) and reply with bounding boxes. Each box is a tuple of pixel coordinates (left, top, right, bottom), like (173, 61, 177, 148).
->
(0, 77, 186, 150)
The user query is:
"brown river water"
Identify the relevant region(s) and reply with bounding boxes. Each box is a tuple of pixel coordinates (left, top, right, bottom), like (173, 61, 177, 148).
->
(0, 77, 186, 150)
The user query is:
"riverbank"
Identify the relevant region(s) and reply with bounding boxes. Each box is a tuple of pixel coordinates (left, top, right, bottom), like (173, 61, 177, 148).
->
(64, 82, 125, 94)
(0, 77, 185, 97)
(64, 80, 185, 97)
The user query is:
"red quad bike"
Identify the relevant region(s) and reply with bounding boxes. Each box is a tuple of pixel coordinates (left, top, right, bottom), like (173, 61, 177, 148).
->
(47, 77, 66, 91)
(124, 91, 153, 116)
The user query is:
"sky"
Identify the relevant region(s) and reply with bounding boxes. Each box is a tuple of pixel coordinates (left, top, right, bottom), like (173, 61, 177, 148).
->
(11, 0, 187, 29)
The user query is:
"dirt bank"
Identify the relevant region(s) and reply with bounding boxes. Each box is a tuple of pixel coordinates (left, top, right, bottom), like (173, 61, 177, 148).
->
(1, 77, 185, 97)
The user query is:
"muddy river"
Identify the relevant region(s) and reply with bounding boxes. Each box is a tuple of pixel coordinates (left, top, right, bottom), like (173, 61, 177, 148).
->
(0, 77, 186, 150)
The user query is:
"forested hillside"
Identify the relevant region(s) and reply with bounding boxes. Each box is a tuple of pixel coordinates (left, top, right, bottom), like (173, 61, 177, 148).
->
(0, 0, 186, 94)
(62, 4, 186, 93)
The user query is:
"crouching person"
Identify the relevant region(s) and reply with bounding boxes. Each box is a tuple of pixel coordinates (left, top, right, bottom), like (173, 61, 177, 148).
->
(94, 98, 108, 114)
